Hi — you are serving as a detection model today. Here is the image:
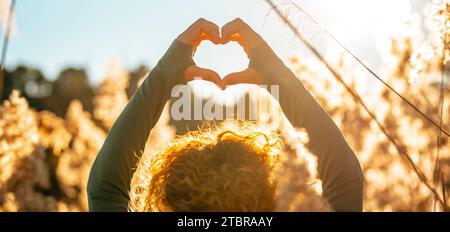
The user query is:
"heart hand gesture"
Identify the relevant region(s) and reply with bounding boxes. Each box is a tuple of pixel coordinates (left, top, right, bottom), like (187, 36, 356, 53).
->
(177, 18, 265, 90)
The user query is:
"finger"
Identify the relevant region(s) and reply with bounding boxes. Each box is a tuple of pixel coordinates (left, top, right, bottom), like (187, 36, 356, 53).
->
(221, 19, 244, 44)
(184, 65, 202, 82)
(222, 68, 263, 87)
(192, 20, 221, 52)
(179, 18, 221, 46)
(184, 66, 224, 89)
(221, 18, 263, 51)
(200, 21, 221, 45)
(200, 68, 224, 89)
(193, 19, 221, 45)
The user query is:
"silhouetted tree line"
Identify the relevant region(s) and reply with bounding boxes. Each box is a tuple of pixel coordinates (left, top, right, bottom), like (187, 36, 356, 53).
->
(1, 65, 150, 116)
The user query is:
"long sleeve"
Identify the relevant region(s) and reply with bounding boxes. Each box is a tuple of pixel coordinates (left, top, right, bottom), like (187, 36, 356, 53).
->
(249, 42, 364, 211)
(87, 40, 194, 212)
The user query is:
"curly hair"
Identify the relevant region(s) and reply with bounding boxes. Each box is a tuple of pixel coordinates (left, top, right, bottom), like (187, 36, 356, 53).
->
(129, 122, 282, 212)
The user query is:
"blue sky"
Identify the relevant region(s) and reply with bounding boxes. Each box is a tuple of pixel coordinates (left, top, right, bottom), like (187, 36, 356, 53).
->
(3, 0, 427, 84)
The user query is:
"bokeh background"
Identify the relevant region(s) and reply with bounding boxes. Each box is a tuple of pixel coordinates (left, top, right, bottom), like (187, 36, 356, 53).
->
(0, 0, 449, 211)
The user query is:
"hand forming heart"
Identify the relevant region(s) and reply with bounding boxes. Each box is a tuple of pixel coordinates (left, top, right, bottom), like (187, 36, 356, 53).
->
(177, 18, 265, 90)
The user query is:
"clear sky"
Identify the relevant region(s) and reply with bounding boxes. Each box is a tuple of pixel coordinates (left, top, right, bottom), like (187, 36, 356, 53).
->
(2, 0, 428, 85)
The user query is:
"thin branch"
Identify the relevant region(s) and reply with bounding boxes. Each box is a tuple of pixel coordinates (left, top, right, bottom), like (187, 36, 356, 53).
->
(442, 172, 448, 212)
(419, 88, 437, 115)
(434, 12, 448, 210)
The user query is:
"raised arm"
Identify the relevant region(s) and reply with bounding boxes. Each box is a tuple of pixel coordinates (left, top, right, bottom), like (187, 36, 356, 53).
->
(222, 18, 364, 211)
(87, 19, 221, 211)
(249, 42, 364, 211)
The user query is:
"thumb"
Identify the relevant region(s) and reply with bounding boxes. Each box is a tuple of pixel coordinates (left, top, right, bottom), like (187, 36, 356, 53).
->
(184, 65, 224, 89)
(222, 68, 263, 88)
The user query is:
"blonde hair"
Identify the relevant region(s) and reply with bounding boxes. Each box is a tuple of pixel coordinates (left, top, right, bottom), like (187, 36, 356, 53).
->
(129, 122, 281, 212)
